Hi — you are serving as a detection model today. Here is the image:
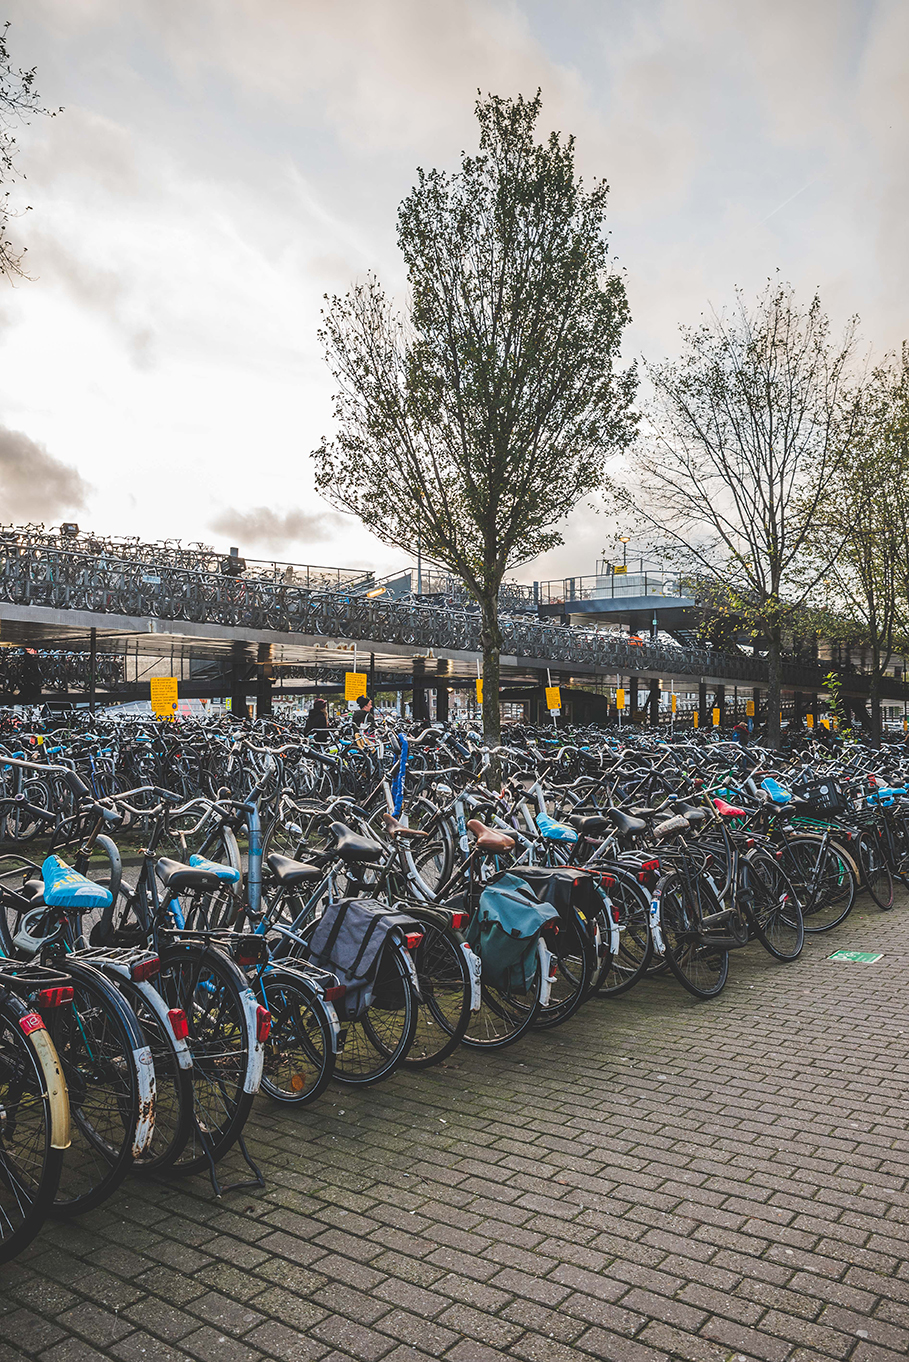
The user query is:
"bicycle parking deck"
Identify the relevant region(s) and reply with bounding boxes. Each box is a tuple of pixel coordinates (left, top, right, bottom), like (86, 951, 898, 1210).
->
(5, 895, 909, 1362)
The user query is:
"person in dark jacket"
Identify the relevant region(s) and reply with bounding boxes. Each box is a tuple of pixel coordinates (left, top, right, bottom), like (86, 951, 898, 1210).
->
(352, 695, 373, 729)
(303, 697, 331, 743)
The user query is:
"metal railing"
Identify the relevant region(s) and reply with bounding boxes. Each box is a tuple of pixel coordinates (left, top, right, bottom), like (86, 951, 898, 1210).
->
(537, 571, 693, 605)
(0, 540, 866, 692)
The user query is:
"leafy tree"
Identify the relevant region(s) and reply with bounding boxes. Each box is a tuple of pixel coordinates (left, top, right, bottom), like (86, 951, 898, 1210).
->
(1, 19, 56, 280)
(820, 353, 909, 743)
(315, 91, 637, 742)
(613, 282, 863, 749)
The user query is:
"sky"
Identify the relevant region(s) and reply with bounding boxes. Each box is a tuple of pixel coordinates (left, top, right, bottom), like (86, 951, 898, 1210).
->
(0, 0, 907, 585)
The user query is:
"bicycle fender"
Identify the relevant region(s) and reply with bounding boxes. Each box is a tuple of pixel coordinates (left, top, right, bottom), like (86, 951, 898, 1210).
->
(97, 961, 194, 1071)
(132, 1045, 156, 1158)
(538, 938, 555, 1009)
(649, 896, 665, 955)
(240, 986, 266, 1094)
(28, 1023, 71, 1150)
(461, 942, 482, 1011)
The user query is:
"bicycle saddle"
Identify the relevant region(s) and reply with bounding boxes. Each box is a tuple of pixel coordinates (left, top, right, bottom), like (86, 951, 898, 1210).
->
(607, 809, 647, 837)
(42, 855, 113, 910)
(188, 854, 241, 885)
(535, 813, 578, 842)
(653, 814, 689, 841)
(713, 797, 746, 817)
(155, 857, 223, 892)
(328, 822, 384, 862)
(672, 802, 707, 825)
(568, 814, 611, 836)
(266, 853, 323, 885)
(382, 813, 429, 840)
(761, 777, 791, 804)
(467, 818, 515, 852)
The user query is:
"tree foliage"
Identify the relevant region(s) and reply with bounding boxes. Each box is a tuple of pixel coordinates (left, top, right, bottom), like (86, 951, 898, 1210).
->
(0, 20, 56, 281)
(315, 91, 637, 740)
(613, 281, 863, 747)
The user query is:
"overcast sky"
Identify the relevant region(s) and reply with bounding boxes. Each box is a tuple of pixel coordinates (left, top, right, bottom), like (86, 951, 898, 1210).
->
(1, 0, 906, 583)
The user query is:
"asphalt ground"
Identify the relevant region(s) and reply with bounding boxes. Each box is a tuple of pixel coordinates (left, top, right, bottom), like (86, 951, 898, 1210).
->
(3, 889, 909, 1362)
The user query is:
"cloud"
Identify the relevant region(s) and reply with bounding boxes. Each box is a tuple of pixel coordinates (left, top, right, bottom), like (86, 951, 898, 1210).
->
(209, 505, 347, 556)
(0, 424, 90, 519)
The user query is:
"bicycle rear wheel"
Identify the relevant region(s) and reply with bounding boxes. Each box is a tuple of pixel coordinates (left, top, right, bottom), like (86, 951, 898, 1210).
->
(592, 871, 653, 997)
(334, 941, 418, 1086)
(404, 918, 471, 1068)
(255, 965, 336, 1105)
(655, 871, 729, 1000)
(157, 943, 257, 1174)
(780, 835, 857, 932)
(461, 950, 542, 1050)
(0, 994, 66, 1262)
(856, 830, 894, 911)
(744, 850, 804, 961)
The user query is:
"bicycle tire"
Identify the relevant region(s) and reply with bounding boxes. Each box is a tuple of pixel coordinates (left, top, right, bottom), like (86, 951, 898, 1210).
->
(654, 870, 729, 1000)
(856, 830, 894, 910)
(114, 978, 194, 1174)
(157, 943, 257, 1174)
(743, 849, 804, 961)
(0, 992, 67, 1262)
(49, 963, 149, 1216)
(461, 946, 543, 1050)
(592, 870, 654, 997)
(403, 917, 472, 1068)
(255, 964, 336, 1105)
(780, 834, 858, 932)
(333, 940, 418, 1086)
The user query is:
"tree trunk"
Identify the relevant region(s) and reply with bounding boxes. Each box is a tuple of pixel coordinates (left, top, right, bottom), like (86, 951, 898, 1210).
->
(479, 592, 502, 751)
(869, 675, 882, 748)
(766, 625, 782, 750)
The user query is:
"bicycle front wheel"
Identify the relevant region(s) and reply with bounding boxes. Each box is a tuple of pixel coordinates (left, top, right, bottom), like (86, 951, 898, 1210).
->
(781, 835, 857, 932)
(404, 918, 471, 1068)
(256, 965, 336, 1105)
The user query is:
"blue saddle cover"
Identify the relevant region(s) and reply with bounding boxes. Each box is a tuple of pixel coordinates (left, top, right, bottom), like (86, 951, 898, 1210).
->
(535, 813, 578, 843)
(189, 854, 241, 885)
(761, 777, 791, 805)
(42, 855, 113, 910)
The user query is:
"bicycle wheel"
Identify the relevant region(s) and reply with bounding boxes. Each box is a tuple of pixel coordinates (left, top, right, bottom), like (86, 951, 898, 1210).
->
(655, 870, 729, 1000)
(780, 834, 857, 932)
(334, 941, 418, 1086)
(157, 943, 257, 1174)
(743, 850, 804, 961)
(0, 994, 67, 1262)
(592, 870, 654, 997)
(532, 919, 593, 1030)
(461, 946, 543, 1050)
(403, 918, 471, 1068)
(255, 965, 336, 1105)
(49, 964, 148, 1216)
(856, 830, 894, 911)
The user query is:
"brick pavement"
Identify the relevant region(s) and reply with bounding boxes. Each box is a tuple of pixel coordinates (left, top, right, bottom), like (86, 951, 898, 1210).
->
(5, 892, 909, 1362)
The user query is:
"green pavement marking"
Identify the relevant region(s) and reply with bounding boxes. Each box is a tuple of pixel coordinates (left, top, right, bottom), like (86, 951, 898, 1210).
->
(828, 950, 883, 963)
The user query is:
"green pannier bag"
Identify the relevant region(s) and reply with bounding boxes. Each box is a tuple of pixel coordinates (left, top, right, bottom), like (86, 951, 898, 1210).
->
(468, 873, 553, 993)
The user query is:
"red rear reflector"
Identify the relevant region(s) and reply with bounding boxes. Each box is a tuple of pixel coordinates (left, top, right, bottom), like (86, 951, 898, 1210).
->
(641, 859, 659, 874)
(167, 1008, 189, 1040)
(404, 933, 423, 951)
(19, 1012, 45, 1034)
(599, 874, 615, 888)
(323, 985, 347, 1003)
(256, 1006, 272, 1042)
(449, 911, 469, 930)
(235, 953, 258, 966)
(746, 838, 755, 848)
(36, 986, 73, 1008)
(130, 956, 160, 982)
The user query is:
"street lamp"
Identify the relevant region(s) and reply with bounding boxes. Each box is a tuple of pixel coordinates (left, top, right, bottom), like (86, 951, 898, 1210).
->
(618, 535, 630, 568)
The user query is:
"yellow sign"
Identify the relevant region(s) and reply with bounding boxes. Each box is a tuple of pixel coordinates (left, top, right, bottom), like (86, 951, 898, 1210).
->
(150, 676, 178, 718)
(693, 710, 699, 729)
(712, 707, 720, 727)
(545, 686, 561, 711)
(613, 565, 628, 576)
(475, 678, 483, 704)
(670, 693, 677, 714)
(822, 717, 830, 729)
(344, 672, 368, 701)
(806, 713, 814, 729)
(615, 687, 625, 710)
(746, 699, 755, 717)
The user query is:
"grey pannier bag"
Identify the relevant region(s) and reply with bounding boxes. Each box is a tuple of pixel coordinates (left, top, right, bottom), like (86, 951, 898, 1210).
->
(307, 898, 422, 1019)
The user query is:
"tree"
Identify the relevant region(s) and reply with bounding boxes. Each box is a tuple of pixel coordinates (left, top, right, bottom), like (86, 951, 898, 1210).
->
(1, 20, 55, 280)
(820, 353, 909, 744)
(614, 282, 862, 749)
(315, 92, 637, 743)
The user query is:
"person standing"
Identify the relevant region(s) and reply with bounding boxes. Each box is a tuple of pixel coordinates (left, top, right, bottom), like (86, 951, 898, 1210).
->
(303, 697, 331, 744)
(352, 695, 373, 730)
